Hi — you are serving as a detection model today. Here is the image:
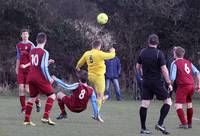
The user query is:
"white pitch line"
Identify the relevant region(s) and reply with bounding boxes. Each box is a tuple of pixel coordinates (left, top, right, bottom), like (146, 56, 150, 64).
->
(193, 117, 200, 121)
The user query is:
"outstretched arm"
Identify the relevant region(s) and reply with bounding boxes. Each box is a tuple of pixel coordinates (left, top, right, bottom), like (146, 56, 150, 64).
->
(53, 76, 79, 91)
(100, 48, 116, 60)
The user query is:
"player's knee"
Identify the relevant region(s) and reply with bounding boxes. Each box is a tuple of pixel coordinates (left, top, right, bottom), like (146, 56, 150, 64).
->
(175, 103, 183, 109)
(141, 100, 150, 108)
(187, 103, 192, 108)
(49, 93, 56, 100)
(164, 98, 172, 106)
(19, 89, 25, 96)
(19, 85, 25, 94)
(57, 92, 65, 100)
(97, 93, 104, 99)
(25, 85, 29, 93)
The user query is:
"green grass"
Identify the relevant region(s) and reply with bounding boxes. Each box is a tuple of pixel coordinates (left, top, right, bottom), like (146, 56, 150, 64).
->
(1, 97, 200, 136)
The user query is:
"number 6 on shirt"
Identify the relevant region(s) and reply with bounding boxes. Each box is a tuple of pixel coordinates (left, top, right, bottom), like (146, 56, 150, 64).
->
(184, 63, 190, 74)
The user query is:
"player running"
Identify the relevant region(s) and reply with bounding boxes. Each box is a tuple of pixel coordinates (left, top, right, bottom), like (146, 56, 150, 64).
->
(76, 40, 115, 113)
(170, 46, 200, 129)
(23, 32, 56, 126)
(52, 70, 104, 123)
(16, 29, 41, 113)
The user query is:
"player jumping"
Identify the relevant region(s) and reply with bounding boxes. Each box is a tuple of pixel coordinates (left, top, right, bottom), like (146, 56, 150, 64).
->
(23, 32, 56, 126)
(16, 29, 41, 113)
(52, 70, 104, 123)
(76, 40, 115, 114)
(170, 46, 200, 129)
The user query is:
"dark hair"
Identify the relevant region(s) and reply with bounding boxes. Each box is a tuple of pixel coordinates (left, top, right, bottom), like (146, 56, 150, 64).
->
(148, 34, 159, 45)
(175, 46, 185, 58)
(92, 40, 101, 48)
(76, 70, 88, 83)
(36, 32, 47, 44)
(20, 29, 30, 35)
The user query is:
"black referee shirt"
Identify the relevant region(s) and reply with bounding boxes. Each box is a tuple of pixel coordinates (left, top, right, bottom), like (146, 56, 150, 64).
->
(137, 47, 166, 80)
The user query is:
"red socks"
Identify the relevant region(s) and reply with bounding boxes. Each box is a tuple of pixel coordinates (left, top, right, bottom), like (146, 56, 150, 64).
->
(20, 96, 26, 111)
(177, 108, 194, 125)
(177, 108, 187, 125)
(187, 108, 193, 125)
(58, 99, 66, 115)
(24, 102, 33, 122)
(43, 97, 54, 119)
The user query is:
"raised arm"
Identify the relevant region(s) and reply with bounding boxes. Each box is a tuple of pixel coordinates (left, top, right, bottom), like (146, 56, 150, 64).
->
(100, 47, 116, 60)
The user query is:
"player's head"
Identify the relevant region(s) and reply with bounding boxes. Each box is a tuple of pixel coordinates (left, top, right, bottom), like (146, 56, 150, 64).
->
(174, 46, 185, 59)
(20, 29, 30, 41)
(36, 32, 47, 45)
(92, 40, 102, 50)
(76, 70, 88, 83)
(148, 34, 159, 47)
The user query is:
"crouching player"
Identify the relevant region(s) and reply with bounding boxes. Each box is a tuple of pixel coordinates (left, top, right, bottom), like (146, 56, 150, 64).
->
(170, 46, 200, 129)
(52, 70, 104, 123)
(24, 32, 56, 126)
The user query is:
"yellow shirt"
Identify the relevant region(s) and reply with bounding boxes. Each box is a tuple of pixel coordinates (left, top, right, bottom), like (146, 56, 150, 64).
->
(76, 49, 116, 76)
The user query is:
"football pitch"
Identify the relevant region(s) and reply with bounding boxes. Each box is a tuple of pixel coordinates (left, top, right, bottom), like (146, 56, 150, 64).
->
(1, 97, 200, 136)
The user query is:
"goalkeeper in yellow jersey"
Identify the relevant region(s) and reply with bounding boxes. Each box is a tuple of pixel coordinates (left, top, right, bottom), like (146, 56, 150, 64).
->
(76, 40, 116, 114)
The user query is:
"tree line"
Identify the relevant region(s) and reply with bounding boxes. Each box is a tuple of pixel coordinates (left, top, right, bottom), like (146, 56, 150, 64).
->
(0, 0, 200, 91)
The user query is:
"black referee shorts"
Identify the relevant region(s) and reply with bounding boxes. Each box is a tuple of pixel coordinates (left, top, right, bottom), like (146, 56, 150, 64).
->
(141, 79, 169, 100)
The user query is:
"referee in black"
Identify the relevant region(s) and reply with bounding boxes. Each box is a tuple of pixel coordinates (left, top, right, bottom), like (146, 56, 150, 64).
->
(136, 34, 173, 135)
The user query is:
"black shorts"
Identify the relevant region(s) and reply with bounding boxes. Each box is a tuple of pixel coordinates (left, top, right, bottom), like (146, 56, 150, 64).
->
(141, 79, 169, 100)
